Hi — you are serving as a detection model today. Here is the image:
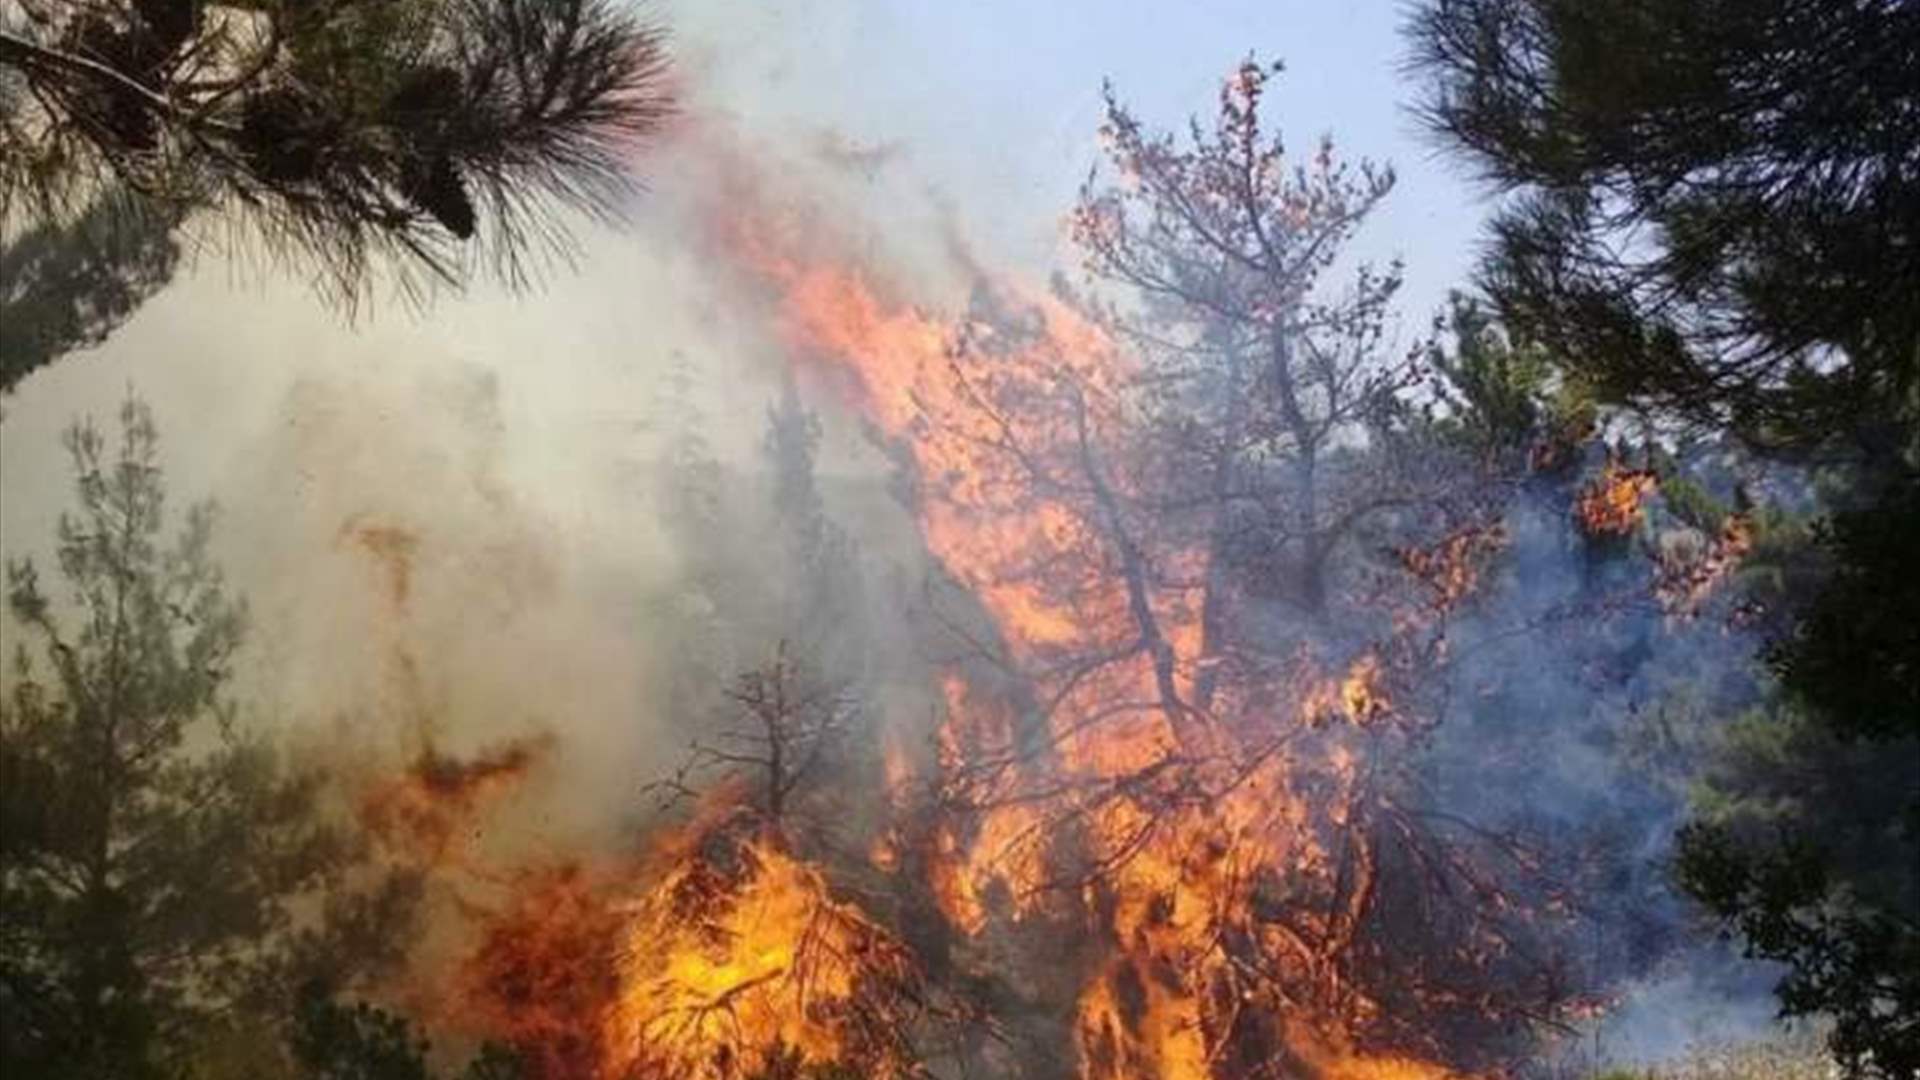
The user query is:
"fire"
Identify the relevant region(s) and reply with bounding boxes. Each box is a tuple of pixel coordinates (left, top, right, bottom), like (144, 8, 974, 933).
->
(699, 188, 1466, 1077)
(354, 144, 1571, 1077)
(461, 861, 627, 1080)
(1302, 653, 1393, 728)
(869, 734, 914, 872)
(1656, 513, 1753, 617)
(926, 672, 1050, 934)
(378, 767, 931, 1077)
(1321, 1057, 1469, 1080)
(1396, 524, 1508, 615)
(1574, 461, 1658, 538)
(360, 735, 556, 866)
(605, 805, 927, 1079)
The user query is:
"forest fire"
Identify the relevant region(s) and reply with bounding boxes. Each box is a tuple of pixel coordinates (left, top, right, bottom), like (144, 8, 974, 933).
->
(462, 862, 629, 1079)
(315, 84, 1704, 1080)
(1396, 525, 1509, 616)
(1655, 514, 1755, 618)
(322, 119, 1674, 1071)
(4, 0, 1910, 1075)
(677, 168, 1487, 1075)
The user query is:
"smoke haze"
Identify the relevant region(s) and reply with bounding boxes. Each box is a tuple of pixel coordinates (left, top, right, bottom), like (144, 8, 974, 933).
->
(0, 2, 1791, 1073)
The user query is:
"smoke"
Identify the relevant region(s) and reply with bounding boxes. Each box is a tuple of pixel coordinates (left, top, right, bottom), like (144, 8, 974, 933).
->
(1411, 452, 1791, 1067)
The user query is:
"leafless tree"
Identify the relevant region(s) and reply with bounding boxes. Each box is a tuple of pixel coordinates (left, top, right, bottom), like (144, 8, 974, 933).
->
(647, 643, 857, 826)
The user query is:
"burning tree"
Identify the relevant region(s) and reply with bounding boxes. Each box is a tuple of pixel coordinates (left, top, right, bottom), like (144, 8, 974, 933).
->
(606, 650, 957, 1079)
(604, 802, 936, 1080)
(1068, 58, 1424, 631)
(691, 58, 1645, 1075)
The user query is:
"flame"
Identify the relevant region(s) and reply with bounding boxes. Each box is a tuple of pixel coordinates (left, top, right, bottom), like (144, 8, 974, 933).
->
(1396, 524, 1508, 615)
(1574, 461, 1658, 538)
(1656, 513, 1753, 617)
(323, 172, 1495, 1075)
(360, 734, 555, 866)
(1301, 653, 1394, 729)
(870, 730, 915, 872)
(460, 861, 627, 1080)
(604, 806, 926, 1079)
(701, 190, 1463, 1077)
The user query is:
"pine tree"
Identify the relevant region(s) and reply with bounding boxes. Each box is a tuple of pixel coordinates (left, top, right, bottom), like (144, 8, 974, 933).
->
(1, 0, 674, 310)
(0, 396, 416, 1078)
(1407, 0, 1919, 464)
(0, 188, 179, 394)
(761, 373, 869, 685)
(1409, 3, 1920, 1069)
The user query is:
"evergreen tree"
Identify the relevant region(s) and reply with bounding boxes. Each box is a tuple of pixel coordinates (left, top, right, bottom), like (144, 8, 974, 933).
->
(1409, 2, 1920, 1069)
(761, 373, 869, 685)
(0, 187, 179, 394)
(0, 396, 417, 1078)
(1, 0, 674, 314)
(1407, 0, 1919, 463)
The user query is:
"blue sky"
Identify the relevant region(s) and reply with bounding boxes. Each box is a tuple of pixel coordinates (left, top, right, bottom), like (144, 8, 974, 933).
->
(671, 0, 1493, 328)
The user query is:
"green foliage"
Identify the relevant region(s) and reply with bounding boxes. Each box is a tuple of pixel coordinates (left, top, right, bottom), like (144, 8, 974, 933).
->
(0, 396, 418, 1079)
(1766, 481, 1920, 743)
(1421, 293, 1620, 474)
(287, 981, 527, 1080)
(289, 981, 433, 1080)
(1412, 2, 1920, 1068)
(0, 188, 179, 394)
(456, 1044, 528, 1080)
(2, 0, 674, 312)
(1652, 469, 1727, 536)
(1422, 294, 1552, 452)
(1409, 0, 1920, 461)
(761, 372, 870, 683)
(1674, 704, 1920, 1077)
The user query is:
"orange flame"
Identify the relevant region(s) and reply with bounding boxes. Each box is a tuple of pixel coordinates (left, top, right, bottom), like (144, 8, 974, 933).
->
(699, 185, 1463, 1077)
(1656, 513, 1753, 617)
(1574, 462, 1658, 538)
(1397, 524, 1509, 615)
(460, 861, 627, 1080)
(604, 807, 926, 1078)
